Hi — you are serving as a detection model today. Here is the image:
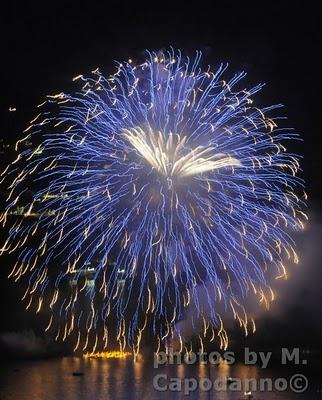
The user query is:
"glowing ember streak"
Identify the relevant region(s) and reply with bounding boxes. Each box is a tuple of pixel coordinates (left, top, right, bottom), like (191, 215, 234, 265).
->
(124, 127, 241, 177)
(83, 351, 132, 359)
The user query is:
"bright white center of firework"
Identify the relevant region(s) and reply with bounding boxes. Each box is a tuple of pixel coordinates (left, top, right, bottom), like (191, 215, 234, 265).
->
(124, 127, 241, 177)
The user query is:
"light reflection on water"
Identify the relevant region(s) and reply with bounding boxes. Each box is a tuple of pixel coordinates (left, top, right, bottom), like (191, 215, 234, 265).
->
(0, 357, 318, 399)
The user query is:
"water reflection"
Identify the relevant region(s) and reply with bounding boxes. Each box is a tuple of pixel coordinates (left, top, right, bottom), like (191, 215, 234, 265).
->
(0, 357, 317, 399)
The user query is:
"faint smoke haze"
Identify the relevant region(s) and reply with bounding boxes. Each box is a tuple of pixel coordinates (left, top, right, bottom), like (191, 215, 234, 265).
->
(174, 204, 322, 345)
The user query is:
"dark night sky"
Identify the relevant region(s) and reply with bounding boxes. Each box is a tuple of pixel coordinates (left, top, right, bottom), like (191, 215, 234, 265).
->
(1, 2, 321, 198)
(0, 2, 321, 351)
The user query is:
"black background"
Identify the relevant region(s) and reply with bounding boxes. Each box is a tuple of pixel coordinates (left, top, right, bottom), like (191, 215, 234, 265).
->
(0, 1, 321, 352)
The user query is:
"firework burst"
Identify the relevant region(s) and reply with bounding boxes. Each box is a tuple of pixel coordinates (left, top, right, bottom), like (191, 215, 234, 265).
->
(0, 49, 307, 355)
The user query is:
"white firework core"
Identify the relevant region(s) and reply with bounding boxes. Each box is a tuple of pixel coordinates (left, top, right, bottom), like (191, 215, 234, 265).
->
(124, 127, 241, 178)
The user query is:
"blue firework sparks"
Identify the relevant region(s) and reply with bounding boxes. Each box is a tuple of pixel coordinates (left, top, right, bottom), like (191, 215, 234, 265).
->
(0, 49, 307, 354)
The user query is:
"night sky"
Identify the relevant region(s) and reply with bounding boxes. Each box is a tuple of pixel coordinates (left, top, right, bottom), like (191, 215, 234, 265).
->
(0, 2, 321, 354)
